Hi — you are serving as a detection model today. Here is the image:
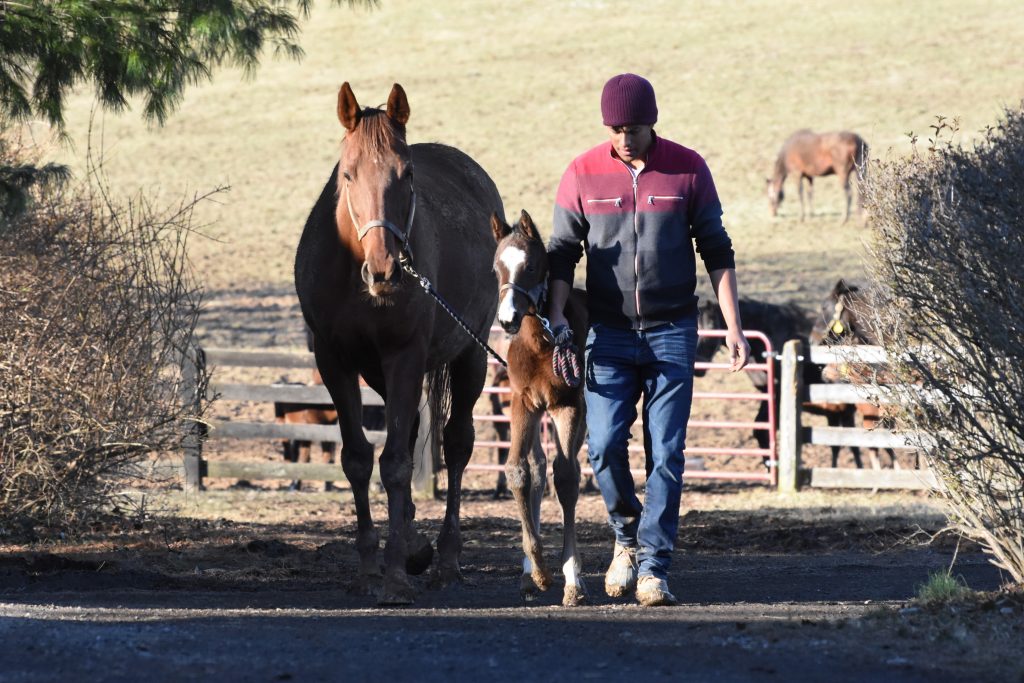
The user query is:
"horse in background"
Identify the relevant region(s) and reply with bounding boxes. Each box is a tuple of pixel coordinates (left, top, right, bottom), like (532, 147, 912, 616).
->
(810, 279, 901, 469)
(274, 366, 339, 491)
(492, 210, 589, 606)
(294, 82, 502, 604)
(767, 130, 868, 222)
(696, 297, 863, 468)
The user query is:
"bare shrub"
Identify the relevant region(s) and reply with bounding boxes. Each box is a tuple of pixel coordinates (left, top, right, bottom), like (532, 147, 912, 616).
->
(861, 108, 1024, 586)
(0, 131, 210, 526)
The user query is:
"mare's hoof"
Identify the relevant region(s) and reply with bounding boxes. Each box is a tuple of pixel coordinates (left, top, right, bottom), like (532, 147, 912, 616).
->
(431, 564, 464, 589)
(348, 572, 383, 596)
(562, 582, 589, 607)
(405, 534, 434, 576)
(378, 575, 416, 606)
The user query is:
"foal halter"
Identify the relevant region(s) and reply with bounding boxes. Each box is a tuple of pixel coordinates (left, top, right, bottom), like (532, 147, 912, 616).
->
(344, 180, 417, 262)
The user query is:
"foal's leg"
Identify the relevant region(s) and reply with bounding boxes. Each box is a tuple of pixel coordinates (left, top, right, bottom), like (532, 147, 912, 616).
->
(507, 396, 551, 598)
(549, 400, 588, 606)
(316, 354, 380, 594)
(432, 346, 489, 588)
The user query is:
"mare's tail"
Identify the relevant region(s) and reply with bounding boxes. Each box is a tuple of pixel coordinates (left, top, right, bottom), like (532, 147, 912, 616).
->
(424, 363, 452, 473)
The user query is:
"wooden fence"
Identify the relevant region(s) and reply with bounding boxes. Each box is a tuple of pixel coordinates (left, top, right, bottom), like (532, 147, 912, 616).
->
(776, 340, 938, 492)
(183, 347, 435, 495)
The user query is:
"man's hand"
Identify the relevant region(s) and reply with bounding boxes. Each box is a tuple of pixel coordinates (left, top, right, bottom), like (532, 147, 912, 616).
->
(726, 329, 751, 372)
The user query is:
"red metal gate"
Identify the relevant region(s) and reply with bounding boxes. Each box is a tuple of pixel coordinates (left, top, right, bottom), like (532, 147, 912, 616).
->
(468, 328, 777, 486)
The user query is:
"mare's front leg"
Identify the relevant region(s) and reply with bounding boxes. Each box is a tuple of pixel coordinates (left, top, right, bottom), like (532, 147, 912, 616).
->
(549, 399, 588, 606)
(506, 394, 552, 599)
(377, 353, 427, 605)
(316, 355, 380, 594)
(434, 346, 490, 587)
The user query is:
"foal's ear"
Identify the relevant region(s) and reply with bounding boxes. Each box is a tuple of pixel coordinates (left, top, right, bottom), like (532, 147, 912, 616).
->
(337, 82, 361, 131)
(490, 212, 510, 244)
(386, 83, 411, 127)
(518, 210, 540, 241)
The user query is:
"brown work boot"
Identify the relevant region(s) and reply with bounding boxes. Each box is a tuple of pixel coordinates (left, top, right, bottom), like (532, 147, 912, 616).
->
(636, 575, 678, 607)
(604, 543, 638, 598)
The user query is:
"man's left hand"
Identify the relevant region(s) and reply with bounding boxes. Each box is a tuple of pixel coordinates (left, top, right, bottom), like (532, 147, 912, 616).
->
(726, 330, 751, 372)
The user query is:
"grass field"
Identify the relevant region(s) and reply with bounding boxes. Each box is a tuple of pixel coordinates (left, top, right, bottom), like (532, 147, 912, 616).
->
(55, 0, 1024, 327)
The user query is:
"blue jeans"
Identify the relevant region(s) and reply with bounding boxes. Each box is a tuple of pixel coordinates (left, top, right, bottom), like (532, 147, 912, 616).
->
(584, 314, 697, 580)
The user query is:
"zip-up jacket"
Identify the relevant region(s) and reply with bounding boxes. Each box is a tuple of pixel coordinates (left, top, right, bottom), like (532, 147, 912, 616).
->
(549, 134, 735, 330)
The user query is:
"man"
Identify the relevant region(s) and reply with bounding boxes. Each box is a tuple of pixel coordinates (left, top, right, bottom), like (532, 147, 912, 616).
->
(547, 73, 750, 606)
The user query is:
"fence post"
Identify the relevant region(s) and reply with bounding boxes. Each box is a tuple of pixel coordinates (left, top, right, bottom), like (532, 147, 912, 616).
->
(182, 345, 206, 493)
(411, 397, 437, 499)
(777, 339, 804, 493)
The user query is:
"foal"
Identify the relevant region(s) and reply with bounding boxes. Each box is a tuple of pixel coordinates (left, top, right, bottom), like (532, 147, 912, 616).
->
(491, 210, 588, 606)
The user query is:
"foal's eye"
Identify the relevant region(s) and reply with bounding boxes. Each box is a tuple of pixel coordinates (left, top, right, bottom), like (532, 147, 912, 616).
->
(342, 170, 353, 182)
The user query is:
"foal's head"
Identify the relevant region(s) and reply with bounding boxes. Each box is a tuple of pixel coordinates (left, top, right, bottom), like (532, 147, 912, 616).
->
(491, 210, 547, 335)
(336, 82, 414, 299)
(811, 279, 875, 345)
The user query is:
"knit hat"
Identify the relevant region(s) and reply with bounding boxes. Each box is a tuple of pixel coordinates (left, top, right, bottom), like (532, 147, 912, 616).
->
(601, 74, 658, 127)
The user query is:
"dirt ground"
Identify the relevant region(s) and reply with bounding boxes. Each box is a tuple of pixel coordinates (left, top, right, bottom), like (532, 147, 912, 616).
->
(1, 482, 1021, 683)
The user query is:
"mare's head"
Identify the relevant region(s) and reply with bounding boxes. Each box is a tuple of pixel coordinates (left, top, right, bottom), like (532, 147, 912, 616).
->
(336, 82, 414, 299)
(694, 299, 725, 377)
(491, 210, 547, 335)
(810, 279, 875, 346)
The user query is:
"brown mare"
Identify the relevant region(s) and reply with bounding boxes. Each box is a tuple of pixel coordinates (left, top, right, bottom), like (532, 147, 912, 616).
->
(491, 210, 589, 606)
(767, 130, 868, 222)
(295, 83, 502, 604)
(811, 279, 901, 468)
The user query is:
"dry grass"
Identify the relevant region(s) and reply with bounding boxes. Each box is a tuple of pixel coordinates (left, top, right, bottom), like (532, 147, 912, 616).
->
(49, 0, 1024, 313)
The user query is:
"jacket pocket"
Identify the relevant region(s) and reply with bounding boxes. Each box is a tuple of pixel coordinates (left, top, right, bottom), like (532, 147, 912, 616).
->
(587, 197, 623, 208)
(647, 195, 685, 205)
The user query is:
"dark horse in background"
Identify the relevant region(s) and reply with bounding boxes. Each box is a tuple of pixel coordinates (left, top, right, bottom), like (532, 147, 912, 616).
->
(295, 83, 502, 604)
(491, 210, 589, 606)
(811, 279, 900, 468)
(697, 297, 863, 468)
(767, 129, 868, 222)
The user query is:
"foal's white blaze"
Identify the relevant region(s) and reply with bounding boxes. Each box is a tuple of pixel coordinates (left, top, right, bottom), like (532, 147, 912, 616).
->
(497, 246, 527, 324)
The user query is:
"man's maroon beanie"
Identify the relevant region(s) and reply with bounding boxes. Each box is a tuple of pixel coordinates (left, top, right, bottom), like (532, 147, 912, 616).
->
(601, 73, 658, 127)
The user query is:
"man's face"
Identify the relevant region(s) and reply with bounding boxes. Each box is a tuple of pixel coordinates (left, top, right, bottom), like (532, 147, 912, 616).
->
(606, 124, 654, 164)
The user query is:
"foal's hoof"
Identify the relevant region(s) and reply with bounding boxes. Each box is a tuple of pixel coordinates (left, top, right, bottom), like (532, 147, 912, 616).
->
(531, 565, 554, 593)
(562, 581, 589, 607)
(378, 574, 416, 606)
(519, 573, 544, 602)
(405, 534, 434, 576)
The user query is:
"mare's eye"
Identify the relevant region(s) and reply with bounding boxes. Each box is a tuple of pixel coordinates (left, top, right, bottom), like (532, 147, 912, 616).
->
(343, 170, 352, 181)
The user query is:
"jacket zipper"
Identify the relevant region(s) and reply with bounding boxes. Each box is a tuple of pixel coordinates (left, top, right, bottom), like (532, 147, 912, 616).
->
(587, 197, 623, 207)
(647, 195, 685, 204)
(632, 172, 642, 325)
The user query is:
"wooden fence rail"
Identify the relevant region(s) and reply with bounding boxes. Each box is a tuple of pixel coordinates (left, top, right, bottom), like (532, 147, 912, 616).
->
(777, 340, 938, 492)
(184, 347, 433, 495)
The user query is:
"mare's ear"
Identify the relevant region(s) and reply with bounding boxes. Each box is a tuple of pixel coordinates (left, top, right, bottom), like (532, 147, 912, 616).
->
(337, 82, 361, 131)
(490, 212, 510, 244)
(386, 83, 411, 127)
(518, 209, 540, 241)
